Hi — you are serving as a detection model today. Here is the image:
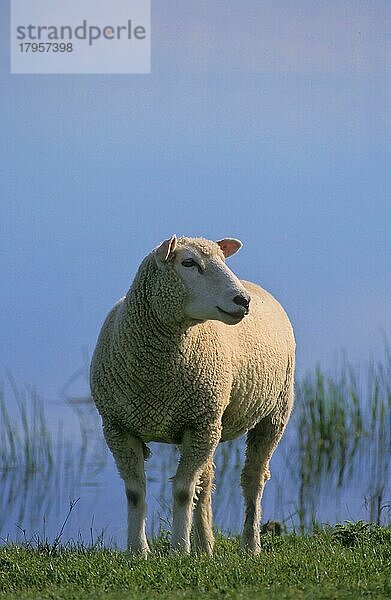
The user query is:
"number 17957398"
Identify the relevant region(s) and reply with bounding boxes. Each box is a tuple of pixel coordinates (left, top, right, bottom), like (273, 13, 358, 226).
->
(19, 42, 73, 52)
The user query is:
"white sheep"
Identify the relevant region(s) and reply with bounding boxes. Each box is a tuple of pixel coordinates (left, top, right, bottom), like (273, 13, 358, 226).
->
(90, 235, 295, 555)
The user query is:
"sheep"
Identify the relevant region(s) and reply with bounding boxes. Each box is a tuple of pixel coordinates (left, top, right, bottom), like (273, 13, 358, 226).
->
(90, 235, 295, 555)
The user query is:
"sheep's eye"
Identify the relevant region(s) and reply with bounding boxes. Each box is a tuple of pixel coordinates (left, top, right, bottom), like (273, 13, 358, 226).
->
(181, 259, 202, 273)
(181, 259, 197, 267)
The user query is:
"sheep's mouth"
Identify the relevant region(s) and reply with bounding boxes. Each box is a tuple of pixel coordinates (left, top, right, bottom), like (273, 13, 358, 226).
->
(216, 307, 246, 321)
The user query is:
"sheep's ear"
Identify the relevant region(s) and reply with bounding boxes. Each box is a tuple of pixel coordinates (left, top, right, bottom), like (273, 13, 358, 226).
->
(155, 234, 177, 263)
(216, 238, 243, 258)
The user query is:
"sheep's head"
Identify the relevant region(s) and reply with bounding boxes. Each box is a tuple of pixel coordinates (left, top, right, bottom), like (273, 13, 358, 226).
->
(154, 235, 251, 326)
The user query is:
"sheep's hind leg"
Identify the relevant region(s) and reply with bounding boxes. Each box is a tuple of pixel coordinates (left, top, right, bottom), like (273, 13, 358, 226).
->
(240, 410, 288, 554)
(193, 456, 215, 554)
(172, 428, 220, 554)
(103, 425, 149, 555)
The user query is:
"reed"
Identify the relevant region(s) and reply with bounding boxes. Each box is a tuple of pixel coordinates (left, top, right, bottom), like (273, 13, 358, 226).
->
(293, 349, 391, 528)
(0, 374, 107, 535)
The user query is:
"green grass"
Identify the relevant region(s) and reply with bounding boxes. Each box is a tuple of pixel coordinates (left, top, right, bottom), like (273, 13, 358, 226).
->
(1, 525, 390, 599)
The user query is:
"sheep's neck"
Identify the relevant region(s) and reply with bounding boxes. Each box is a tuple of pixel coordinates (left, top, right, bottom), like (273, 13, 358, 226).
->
(122, 274, 189, 351)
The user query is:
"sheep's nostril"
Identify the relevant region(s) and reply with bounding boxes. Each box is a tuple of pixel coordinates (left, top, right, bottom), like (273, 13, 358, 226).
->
(233, 295, 250, 311)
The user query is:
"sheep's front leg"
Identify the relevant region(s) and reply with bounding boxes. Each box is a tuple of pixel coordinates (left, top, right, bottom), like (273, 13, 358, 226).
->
(240, 412, 286, 554)
(172, 428, 220, 553)
(103, 425, 149, 555)
(193, 456, 215, 554)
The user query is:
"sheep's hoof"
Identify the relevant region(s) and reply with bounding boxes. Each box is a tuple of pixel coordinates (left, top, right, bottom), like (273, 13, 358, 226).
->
(193, 529, 215, 555)
(127, 545, 150, 558)
(241, 545, 261, 555)
(240, 539, 261, 555)
(170, 540, 191, 554)
(194, 542, 214, 556)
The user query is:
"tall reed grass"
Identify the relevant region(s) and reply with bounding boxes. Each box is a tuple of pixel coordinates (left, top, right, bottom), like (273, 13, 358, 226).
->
(0, 373, 107, 535)
(294, 349, 391, 527)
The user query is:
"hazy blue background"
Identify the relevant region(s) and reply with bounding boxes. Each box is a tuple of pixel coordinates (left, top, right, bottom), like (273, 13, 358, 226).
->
(1, 0, 391, 401)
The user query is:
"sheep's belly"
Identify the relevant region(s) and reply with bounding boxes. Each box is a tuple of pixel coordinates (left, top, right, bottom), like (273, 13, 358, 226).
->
(116, 401, 200, 445)
(220, 394, 274, 442)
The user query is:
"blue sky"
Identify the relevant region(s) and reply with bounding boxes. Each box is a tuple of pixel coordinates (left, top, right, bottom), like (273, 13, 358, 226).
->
(1, 1, 391, 400)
